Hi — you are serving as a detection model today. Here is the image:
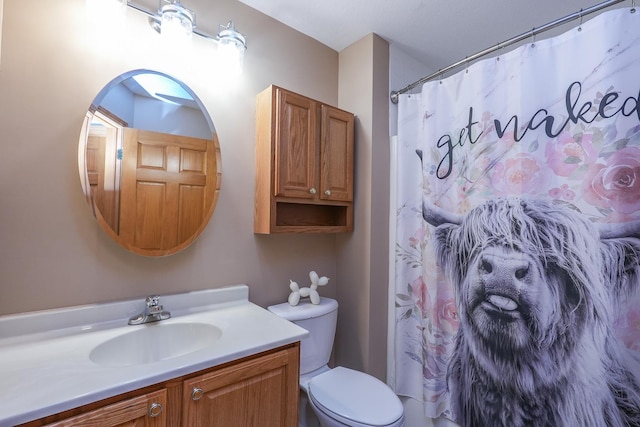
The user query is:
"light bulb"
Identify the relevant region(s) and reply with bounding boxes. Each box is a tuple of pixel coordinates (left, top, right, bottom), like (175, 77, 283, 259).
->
(160, 1, 194, 43)
(217, 22, 246, 79)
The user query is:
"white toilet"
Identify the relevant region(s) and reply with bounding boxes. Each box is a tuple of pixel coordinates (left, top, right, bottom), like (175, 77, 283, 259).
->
(268, 297, 405, 427)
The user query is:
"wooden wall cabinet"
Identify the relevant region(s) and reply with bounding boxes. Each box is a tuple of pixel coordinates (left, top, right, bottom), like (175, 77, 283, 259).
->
(21, 344, 299, 427)
(255, 85, 355, 233)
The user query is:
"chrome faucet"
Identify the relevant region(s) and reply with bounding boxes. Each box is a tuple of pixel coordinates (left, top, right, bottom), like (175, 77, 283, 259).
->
(128, 295, 172, 325)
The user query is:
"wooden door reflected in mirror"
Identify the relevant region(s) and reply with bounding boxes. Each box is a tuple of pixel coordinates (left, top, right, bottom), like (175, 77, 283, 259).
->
(78, 70, 221, 256)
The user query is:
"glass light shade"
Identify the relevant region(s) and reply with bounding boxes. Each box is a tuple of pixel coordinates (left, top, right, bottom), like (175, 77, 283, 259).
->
(160, 2, 195, 42)
(217, 22, 246, 76)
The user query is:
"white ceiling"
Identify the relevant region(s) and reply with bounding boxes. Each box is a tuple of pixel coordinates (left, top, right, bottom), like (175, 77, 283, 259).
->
(237, 0, 625, 72)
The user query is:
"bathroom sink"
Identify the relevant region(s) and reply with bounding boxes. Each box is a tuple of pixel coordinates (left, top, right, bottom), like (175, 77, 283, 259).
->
(89, 322, 222, 367)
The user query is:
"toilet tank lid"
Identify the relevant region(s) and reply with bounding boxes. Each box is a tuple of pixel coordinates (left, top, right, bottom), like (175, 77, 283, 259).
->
(268, 298, 338, 321)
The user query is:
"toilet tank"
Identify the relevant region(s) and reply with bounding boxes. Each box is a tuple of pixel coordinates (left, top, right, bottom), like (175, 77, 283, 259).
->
(268, 298, 338, 375)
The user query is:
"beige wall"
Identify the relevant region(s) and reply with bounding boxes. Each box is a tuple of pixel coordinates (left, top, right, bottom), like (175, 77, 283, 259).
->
(0, 0, 392, 384)
(335, 34, 390, 381)
(0, 0, 343, 315)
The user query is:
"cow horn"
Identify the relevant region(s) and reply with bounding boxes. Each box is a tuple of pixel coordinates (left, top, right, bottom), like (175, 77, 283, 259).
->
(598, 220, 640, 239)
(422, 198, 463, 227)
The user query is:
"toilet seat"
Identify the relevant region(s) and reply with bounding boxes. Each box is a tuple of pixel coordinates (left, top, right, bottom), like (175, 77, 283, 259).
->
(308, 366, 404, 427)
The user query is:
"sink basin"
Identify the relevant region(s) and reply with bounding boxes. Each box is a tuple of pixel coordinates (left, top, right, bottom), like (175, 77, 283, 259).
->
(89, 322, 222, 367)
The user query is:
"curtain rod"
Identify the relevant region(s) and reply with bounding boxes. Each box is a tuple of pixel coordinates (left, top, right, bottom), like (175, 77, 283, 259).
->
(390, 0, 629, 104)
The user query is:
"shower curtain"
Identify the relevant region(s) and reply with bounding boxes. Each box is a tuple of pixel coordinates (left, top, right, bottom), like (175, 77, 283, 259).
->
(393, 7, 640, 425)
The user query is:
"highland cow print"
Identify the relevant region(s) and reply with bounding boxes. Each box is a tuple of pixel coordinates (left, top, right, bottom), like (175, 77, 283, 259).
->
(423, 196, 640, 427)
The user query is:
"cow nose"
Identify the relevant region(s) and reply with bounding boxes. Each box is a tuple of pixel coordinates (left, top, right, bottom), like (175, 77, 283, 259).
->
(479, 253, 531, 285)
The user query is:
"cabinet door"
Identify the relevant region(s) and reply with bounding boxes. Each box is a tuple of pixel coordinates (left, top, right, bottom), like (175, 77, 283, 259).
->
(44, 390, 167, 427)
(182, 347, 299, 427)
(275, 89, 318, 199)
(319, 105, 354, 202)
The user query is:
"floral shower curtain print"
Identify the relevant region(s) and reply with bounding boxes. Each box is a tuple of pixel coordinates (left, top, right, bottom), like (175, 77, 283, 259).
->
(394, 7, 640, 426)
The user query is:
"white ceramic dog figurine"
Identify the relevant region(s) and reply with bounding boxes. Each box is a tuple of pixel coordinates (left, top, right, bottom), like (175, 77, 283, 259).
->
(288, 270, 329, 305)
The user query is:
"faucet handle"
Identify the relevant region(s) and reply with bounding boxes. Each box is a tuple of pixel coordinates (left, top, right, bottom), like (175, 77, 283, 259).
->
(146, 295, 160, 308)
(145, 295, 168, 317)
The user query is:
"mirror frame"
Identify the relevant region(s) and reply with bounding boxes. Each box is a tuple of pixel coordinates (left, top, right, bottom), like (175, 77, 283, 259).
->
(78, 69, 221, 256)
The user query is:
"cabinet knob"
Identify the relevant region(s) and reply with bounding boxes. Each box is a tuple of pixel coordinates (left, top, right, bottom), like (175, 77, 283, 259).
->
(324, 189, 331, 196)
(192, 387, 204, 401)
(309, 188, 317, 195)
(148, 402, 163, 417)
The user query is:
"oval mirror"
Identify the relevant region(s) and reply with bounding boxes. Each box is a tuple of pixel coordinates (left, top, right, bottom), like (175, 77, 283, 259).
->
(78, 70, 221, 256)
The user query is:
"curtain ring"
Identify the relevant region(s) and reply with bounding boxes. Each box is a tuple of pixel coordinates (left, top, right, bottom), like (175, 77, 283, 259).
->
(530, 28, 536, 47)
(578, 9, 583, 31)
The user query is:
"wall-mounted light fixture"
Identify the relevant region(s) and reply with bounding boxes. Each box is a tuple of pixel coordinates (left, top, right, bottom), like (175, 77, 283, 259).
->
(158, 0, 195, 41)
(93, 0, 247, 75)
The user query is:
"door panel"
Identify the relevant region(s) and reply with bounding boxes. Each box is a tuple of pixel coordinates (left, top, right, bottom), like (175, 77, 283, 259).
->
(86, 125, 121, 232)
(119, 129, 215, 254)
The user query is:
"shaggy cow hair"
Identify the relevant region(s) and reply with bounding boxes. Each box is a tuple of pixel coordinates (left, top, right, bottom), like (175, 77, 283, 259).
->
(430, 197, 640, 427)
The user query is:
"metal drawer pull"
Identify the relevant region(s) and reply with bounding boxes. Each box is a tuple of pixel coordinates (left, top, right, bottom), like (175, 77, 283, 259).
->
(149, 402, 163, 417)
(192, 387, 204, 401)
(324, 189, 331, 196)
(309, 187, 317, 194)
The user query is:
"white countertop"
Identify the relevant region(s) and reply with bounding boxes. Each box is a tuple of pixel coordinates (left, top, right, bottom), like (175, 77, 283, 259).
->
(0, 285, 308, 426)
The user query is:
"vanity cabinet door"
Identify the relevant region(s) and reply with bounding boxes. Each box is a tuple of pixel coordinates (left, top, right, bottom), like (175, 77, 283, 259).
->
(182, 346, 299, 427)
(43, 389, 167, 427)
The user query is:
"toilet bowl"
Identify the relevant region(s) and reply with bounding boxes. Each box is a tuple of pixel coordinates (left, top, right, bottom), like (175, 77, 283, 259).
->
(268, 298, 405, 427)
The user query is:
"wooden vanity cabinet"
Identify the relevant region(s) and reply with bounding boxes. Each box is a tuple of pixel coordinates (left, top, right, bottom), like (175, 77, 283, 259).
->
(255, 85, 355, 233)
(20, 343, 299, 427)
